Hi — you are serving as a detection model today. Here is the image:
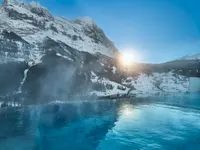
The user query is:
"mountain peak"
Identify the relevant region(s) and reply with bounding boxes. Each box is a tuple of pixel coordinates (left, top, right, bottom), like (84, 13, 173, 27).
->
(2, 0, 23, 7)
(1, 0, 53, 19)
(30, 1, 42, 7)
(77, 17, 96, 26)
(29, 1, 52, 19)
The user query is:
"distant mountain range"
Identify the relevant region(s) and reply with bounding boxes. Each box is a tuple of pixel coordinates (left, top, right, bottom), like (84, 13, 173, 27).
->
(178, 53, 200, 60)
(0, 0, 199, 107)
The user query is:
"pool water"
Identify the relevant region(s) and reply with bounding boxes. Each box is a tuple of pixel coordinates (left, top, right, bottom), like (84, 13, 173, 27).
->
(0, 94, 200, 150)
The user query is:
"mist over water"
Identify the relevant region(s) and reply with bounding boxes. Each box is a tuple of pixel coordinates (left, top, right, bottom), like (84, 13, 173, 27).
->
(0, 93, 200, 150)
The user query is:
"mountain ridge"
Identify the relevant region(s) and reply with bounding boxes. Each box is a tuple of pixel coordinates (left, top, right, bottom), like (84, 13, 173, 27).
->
(177, 53, 200, 61)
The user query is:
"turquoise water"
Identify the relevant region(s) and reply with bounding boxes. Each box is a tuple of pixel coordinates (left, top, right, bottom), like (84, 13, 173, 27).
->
(0, 93, 200, 150)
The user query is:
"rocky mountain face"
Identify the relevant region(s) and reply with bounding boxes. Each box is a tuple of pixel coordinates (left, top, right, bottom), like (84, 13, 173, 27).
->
(0, 0, 199, 107)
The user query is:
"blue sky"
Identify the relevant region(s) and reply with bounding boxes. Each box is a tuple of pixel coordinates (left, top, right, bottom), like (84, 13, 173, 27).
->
(2, 0, 200, 63)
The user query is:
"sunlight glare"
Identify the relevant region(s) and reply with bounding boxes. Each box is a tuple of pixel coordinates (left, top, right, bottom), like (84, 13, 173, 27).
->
(119, 49, 141, 66)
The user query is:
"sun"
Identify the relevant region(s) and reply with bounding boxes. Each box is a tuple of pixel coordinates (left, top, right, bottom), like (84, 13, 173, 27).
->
(119, 49, 140, 67)
(120, 52, 134, 66)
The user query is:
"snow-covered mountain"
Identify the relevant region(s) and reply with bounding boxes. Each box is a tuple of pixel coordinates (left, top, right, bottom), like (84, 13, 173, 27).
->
(178, 53, 200, 60)
(0, 0, 118, 59)
(0, 0, 199, 107)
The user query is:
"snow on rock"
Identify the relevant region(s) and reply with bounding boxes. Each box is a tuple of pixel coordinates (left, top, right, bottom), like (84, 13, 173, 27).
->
(122, 72, 189, 97)
(56, 53, 73, 61)
(29, 1, 53, 19)
(112, 66, 117, 74)
(90, 71, 190, 98)
(90, 71, 129, 97)
(0, 101, 22, 108)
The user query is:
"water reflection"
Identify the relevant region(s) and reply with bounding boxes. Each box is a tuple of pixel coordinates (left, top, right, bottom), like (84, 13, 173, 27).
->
(0, 94, 200, 150)
(0, 100, 120, 150)
(119, 104, 135, 117)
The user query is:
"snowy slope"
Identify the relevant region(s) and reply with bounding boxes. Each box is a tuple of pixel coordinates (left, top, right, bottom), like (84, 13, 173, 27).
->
(89, 71, 189, 98)
(90, 71, 129, 97)
(122, 72, 189, 97)
(0, 0, 118, 57)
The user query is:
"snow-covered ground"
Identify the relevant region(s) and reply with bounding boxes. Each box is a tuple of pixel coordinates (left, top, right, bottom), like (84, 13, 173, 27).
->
(90, 71, 129, 97)
(122, 72, 189, 97)
(89, 71, 190, 98)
